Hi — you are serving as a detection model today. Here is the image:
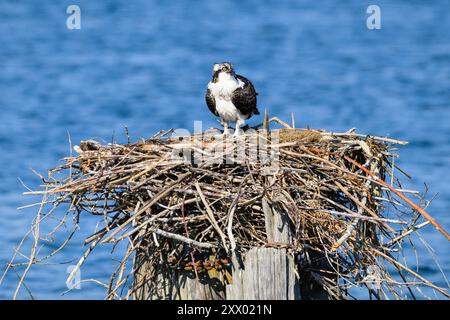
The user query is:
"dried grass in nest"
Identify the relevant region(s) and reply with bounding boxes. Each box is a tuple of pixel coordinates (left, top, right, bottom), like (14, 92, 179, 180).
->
(12, 124, 450, 300)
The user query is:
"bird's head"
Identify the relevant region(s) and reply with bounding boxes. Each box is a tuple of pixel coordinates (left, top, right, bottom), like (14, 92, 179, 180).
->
(212, 62, 235, 83)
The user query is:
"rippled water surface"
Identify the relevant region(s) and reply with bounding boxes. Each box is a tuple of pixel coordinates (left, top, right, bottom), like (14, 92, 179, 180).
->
(0, 0, 449, 299)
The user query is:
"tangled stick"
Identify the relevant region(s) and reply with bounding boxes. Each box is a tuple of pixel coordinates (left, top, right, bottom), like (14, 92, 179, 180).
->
(9, 125, 449, 299)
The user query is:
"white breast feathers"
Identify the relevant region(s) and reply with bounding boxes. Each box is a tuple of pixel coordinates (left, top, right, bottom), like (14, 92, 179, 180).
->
(208, 75, 245, 122)
(208, 74, 244, 101)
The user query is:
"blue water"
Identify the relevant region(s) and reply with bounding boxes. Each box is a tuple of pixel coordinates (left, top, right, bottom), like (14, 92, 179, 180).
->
(0, 0, 449, 299)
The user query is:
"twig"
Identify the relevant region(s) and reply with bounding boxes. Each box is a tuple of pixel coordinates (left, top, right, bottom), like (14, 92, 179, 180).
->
(195, 182, 228, 252)
(152, 228, 216, 249)
(13, 191, 47, 299)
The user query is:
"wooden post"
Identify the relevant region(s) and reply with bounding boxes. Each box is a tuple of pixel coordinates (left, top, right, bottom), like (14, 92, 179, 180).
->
(225, 198, 300, 300)
(262, 198, 292, 243)
(133, 256, 226, 300)
(226, 247, 299, 299)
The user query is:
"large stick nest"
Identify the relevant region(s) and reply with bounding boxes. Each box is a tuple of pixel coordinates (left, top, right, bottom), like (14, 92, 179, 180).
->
(19, 127, 449, 299)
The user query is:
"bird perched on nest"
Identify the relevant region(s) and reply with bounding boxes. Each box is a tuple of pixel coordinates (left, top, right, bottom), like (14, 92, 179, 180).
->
(205, 62, 259, 136)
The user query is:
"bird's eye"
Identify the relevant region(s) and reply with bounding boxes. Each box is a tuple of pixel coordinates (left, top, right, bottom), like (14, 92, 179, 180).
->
(222, 67, 227, 72)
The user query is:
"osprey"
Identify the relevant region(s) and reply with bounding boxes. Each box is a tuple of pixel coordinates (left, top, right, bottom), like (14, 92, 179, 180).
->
(205, 62, 259, 136)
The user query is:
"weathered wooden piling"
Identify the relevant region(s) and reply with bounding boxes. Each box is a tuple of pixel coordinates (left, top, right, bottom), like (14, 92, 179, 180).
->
(225, 198, 298, 299)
